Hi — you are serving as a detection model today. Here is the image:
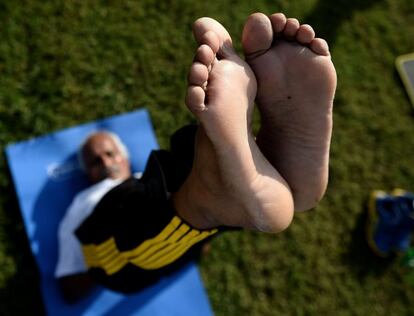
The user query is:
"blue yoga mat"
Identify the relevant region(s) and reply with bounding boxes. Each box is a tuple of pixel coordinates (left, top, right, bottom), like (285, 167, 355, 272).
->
(5, 109, 213, 316)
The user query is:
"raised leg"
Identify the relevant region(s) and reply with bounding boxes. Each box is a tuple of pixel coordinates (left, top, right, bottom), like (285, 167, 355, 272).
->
(173, 17, 294, 233)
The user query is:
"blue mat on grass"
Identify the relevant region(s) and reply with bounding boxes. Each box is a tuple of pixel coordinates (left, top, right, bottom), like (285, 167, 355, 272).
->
(5, 109, 213, 316)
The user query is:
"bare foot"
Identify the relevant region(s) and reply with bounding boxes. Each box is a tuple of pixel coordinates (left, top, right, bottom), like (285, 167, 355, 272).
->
(173, 17, 294, 233)
(242, 13, 337, 211)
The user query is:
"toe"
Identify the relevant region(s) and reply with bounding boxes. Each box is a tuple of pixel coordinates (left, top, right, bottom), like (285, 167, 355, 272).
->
(242, 13, 273, 58)
(296, 24, 315, 44)
(309, 38, 331, 56)
(193, 17, 232, 45)
(283, 18, 300, 38)
(195, 44, 216, 68)
(269, 13, 287, 33)
(198, 31, 220, 55)
(188, 62, 209, 86)
(186, 86, 206, 113)
(193, 17, 234, 59)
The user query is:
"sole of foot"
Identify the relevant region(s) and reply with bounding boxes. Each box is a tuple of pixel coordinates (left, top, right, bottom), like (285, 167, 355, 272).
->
(242, 12, 337, 211)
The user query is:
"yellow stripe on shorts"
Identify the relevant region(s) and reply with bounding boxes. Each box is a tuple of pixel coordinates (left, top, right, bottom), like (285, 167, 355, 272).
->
(81, 216, 218, 275)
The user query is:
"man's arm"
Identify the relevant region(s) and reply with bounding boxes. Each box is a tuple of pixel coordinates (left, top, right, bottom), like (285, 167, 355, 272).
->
(56, 200, 96, 303)
(58, 273, 95, 303)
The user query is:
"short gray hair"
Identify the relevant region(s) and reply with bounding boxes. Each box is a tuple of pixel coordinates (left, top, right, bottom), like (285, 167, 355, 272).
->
(77, 131, 130, 172)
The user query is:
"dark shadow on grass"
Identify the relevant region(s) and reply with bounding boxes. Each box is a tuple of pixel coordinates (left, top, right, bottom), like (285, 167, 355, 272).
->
(303, 0, 386, 46)
(0, 166, 45, 315)
(342, 205, 395, 279)
(394, 68, 414, 114)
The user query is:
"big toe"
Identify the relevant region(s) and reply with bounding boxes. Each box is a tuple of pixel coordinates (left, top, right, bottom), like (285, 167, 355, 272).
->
(242, 13, 274, 58)
(193, 17, 235, 59)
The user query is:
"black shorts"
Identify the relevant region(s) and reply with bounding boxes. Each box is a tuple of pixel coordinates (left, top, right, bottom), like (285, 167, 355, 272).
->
(75, 125, 219, 293)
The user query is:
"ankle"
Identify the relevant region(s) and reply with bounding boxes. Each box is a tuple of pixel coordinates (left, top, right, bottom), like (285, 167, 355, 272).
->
(172, 179, 219, 230)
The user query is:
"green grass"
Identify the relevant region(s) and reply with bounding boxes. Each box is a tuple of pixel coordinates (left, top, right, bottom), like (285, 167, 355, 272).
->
(1, 0, 414, 314)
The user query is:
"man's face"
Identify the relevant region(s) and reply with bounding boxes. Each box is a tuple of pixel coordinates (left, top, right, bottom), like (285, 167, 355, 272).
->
(82, 133, 131, 183)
